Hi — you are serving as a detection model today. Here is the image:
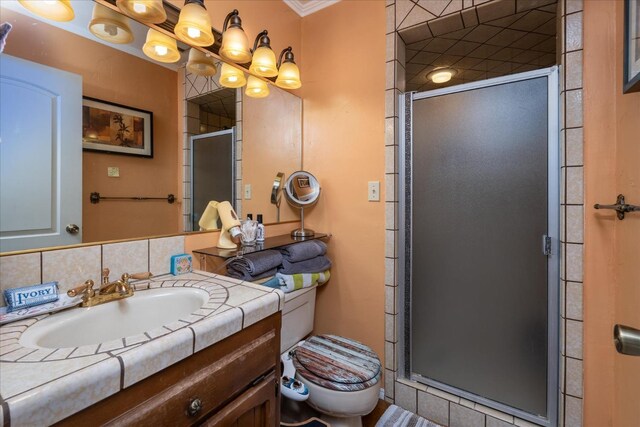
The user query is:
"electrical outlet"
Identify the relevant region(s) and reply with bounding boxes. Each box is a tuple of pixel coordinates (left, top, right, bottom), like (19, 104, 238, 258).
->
(244, 184, 252, 200)
(107, 167, 120, 177)
(368, 181, 380, 201)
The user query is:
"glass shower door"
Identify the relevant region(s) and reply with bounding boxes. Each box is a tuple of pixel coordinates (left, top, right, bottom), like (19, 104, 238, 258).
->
(402, 69, 559, 425)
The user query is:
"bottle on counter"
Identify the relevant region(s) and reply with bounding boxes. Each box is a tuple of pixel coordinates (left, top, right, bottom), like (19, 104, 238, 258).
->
(256, 214, 265, 242)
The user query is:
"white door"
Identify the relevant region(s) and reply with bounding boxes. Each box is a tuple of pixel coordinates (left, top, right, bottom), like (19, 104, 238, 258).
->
(0, 54, 82, 252)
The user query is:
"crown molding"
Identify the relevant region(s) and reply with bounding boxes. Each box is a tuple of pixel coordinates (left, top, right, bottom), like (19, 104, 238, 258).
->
(283, 0, 341, 17)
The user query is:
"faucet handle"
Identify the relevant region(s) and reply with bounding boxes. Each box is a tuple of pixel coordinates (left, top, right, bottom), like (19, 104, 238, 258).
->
(67, 280, 95, 298)
(121, 271, 153, 284)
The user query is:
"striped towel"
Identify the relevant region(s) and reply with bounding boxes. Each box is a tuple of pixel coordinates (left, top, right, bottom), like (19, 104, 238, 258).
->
(375, 405, 442, 427)
(275, 270, 331, 293)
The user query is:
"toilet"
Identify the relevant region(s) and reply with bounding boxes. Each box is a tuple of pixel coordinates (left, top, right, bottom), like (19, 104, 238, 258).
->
(280, 287, 381, 427)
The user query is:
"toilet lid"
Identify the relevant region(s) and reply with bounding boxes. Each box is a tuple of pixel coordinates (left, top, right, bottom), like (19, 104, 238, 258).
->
(293, 335, 381, 392)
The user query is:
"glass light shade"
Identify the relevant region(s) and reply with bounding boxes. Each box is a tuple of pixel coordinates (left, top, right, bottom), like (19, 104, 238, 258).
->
(276, 62, 302, 89)
(220, 27, 252, 63)
(174, 2, 214, 47)
(142, 29, 180, 63)
(245, 76, 269, 98)
(187, 49, 217, 76)
(249, 46, 278, 77)
(89, 4, 134, 44)
(18, 0, 74, 22)
(116, 0, 167, 24)
(219, 63, 246, 88)
(428, 68, 456, 84)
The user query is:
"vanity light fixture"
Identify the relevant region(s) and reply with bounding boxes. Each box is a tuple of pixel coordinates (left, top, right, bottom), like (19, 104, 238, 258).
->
(17, 0, 74, 22)
(249, 31, 278, 78)
(142, 29, 180, 63)
(174, 0, 214, 47)
(428, 68, 457, 84)
(245, 76, 270, 98)
(219, 62, 247, 88)
(89, 3, 134, 44)
(187, 48, 218, 76)
(116, 0, 167, 24)
(219, 10, 252, 63)
(276, 47, 302, 89)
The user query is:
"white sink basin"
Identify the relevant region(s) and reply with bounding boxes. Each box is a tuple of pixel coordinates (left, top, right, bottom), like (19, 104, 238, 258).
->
(20, 287, 209, 349)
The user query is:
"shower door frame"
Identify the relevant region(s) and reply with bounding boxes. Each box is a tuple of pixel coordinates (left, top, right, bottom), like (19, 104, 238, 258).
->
(190, 128, 237, 230)
(398, 67, 560, 426)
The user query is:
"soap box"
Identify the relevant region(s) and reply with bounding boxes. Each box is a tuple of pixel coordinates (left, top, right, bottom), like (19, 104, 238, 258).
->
(4, 282, 59, 312)
(171, 254, 193, 275)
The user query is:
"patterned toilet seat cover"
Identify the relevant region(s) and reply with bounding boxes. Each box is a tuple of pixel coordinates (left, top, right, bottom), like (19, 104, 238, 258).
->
(293, 335, 381, 392)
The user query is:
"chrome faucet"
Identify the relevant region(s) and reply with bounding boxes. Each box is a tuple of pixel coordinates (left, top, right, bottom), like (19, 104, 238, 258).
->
(68, 268, 152, 307)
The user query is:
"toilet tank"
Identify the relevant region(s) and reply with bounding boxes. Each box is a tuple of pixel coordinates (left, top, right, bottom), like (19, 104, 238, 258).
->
(280, 287, 316, 353)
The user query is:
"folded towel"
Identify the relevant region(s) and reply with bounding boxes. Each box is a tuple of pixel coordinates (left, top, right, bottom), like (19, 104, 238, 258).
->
(226, 250, 283, 281)
(278, 255, 332, 275)
(280, 240, 327, 263)
(275, 270, 331, 293)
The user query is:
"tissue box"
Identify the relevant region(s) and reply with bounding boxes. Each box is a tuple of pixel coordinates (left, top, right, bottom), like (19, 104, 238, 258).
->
(171, 254, 192, 275)
(4, 282, 59, 312)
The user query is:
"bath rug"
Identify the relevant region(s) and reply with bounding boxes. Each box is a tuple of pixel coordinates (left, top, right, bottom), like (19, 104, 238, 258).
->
(281, 418, 329, 427)
(375, 404, 442, 427)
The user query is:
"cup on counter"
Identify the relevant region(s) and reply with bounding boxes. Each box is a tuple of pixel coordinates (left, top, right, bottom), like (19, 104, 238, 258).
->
(240, 220, 259, 246)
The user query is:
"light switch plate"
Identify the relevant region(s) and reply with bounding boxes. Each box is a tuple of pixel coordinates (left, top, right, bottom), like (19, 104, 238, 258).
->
(107, 167, 120, 177)
(244, 184, 252, 200)
(368, 181, 380, 201)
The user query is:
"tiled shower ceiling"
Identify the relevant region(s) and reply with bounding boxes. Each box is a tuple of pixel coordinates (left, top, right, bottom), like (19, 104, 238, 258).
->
(401, 1, 558, 92)
(190, 88, 236, 120)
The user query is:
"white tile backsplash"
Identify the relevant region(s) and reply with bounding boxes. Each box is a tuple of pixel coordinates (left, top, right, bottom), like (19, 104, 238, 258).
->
(42, 246, 102, 295)
(0, 253, 41, 306)
(149, 236, 186, 276)
(102, 240, 149, 283)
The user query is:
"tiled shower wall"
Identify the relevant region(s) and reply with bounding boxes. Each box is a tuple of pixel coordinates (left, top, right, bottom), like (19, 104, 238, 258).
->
(384, 0, 584, 426)
(182, 65, 243, 232)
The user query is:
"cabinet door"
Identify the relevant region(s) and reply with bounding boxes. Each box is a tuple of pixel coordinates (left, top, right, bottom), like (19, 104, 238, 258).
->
(202, 372, 278, 427)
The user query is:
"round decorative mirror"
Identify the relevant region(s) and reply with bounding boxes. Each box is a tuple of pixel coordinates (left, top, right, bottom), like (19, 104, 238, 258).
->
(284, 171, 321, 238)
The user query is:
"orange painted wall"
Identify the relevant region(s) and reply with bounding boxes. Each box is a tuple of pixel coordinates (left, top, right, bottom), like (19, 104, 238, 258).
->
(242, 90, 301, 223)
(3, 9, 180, 243)
(583, 1, 640, 426)
(299, 1, 387, 363)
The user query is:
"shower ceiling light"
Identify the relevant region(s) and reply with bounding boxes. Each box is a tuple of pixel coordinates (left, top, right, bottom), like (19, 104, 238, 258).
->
(18, 0, 74, 22)
(89, 3, 134, 44)
(219, 9, 252, 63)
(116, 0, 167, 24)
(428, 68, 457, 84)
(174, 0, 214, 47)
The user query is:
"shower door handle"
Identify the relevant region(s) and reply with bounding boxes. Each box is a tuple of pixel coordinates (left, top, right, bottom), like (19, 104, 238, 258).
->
(542, 235, 552, 256)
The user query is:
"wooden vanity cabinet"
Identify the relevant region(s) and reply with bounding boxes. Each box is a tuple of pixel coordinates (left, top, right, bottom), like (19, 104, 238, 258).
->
(57, 313, 281, 427)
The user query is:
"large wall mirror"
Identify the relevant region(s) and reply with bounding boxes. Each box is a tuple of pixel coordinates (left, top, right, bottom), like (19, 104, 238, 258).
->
(0, 0, 301, 253)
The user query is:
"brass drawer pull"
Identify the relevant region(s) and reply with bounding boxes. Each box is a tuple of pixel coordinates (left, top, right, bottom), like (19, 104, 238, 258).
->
(187, 398, 203, 416)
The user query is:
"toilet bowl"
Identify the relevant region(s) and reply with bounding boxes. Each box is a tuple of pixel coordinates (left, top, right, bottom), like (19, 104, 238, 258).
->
(280, 288, 382, 426)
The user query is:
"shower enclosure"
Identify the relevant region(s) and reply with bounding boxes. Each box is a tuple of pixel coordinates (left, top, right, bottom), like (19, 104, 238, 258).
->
(399, 68, 559, 426)
(190, 129, 235, 231)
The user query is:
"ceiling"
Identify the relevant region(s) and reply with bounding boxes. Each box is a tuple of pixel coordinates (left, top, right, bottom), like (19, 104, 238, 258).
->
(283, 0, 341, 17)
(402, 1, 558, 92)
(189, 88, 236, 120)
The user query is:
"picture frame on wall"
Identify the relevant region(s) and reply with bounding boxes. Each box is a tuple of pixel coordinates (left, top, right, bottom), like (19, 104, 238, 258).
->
(624, 0, 640, 93)
(82, 97, 153, 157)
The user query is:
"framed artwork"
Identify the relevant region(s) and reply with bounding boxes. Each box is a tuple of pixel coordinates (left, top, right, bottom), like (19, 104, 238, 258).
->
(82, 97, 153, 157)
(624, 0, 640, 93)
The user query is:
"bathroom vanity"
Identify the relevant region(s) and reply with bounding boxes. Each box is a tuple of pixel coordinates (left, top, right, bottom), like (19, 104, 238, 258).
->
(0, 272, 284, 426)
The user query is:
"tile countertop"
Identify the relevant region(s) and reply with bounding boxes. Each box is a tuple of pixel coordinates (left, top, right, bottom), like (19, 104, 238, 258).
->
(0, 271, 284, 426)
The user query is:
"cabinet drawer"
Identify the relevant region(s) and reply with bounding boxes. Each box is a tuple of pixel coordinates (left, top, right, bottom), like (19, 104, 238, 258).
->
(58, 313, 281, 427)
